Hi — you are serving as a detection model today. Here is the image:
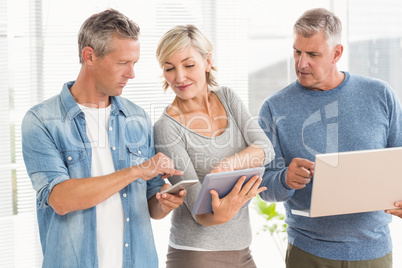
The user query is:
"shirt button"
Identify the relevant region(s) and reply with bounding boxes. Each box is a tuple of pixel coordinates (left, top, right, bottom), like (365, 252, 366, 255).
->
(112, 146, 116, 151)
(68, 156, 72, 161)
(125, 243, 129, 248)
(109, 127, 113, 131)
(138, 150, 141, 155)
(126, 218, 130, 222)
(123, 193, 127, 198)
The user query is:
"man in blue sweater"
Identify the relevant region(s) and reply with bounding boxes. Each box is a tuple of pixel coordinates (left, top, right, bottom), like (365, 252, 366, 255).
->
(258, 8, 402, 267)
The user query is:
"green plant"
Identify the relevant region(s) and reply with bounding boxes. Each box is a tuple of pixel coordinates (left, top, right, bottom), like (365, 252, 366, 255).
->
(253, 195, 287, 259)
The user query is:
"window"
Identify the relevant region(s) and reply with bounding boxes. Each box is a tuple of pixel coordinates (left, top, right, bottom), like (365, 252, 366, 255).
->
(248, 0, 402, 114)
(1, 0, 249, 266)
(348, 0, 402, 99)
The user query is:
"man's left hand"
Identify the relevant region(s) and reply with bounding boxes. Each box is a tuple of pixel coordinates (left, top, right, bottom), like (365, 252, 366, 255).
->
(155, 184, 186, 213)
(386, 201, 402, 218)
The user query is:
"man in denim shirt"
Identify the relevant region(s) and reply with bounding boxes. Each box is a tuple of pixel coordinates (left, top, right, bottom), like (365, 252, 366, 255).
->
(21, 9, 185, 268)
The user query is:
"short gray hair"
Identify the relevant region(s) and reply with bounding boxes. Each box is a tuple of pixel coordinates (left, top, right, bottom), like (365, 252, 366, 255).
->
(293, 8, 342, 48)
(78, 9, 140, 64)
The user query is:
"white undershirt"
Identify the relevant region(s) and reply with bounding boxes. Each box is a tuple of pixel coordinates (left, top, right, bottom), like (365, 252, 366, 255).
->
(78, 104, 124, 268)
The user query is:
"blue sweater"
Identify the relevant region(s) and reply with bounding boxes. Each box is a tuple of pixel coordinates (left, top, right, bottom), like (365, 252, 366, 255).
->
(258, 72, 402, 261)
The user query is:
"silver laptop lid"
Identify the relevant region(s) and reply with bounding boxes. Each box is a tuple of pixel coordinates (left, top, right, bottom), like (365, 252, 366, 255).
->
(309, 147, 402, 217)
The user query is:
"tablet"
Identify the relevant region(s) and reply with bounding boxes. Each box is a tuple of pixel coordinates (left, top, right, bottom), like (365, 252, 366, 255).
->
(191, 167, 265, 215)
(160, 180, 198, 194)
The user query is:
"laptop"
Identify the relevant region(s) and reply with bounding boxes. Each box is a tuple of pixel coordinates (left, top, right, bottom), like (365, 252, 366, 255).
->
(291, 147, 402, 217)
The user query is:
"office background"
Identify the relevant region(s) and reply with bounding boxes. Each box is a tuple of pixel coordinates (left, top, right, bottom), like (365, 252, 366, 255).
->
(1, 0, 401, 267)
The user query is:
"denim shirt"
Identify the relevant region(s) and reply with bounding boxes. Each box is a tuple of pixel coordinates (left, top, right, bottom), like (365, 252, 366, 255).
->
(22, 81, 164, 268)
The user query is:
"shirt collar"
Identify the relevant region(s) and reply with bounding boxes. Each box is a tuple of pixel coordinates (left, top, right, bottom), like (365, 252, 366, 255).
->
(60, 81, 128, 119)
(110, 95, 128, 118)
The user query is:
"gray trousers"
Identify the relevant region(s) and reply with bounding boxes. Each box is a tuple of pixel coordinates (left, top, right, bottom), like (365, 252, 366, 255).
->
(165, 246, 257, 268)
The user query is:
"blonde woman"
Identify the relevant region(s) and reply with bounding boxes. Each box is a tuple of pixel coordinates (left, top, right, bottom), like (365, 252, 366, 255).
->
(154, 25, 275, 268)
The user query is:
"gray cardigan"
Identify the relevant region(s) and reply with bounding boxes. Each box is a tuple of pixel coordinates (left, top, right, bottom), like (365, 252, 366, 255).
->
(154, 86, 274, 251)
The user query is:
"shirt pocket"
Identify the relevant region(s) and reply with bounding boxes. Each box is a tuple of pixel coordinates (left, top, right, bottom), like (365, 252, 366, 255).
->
(61, 150, 86, 175)
(127, 146, 149, 184)
(62, 150, 86, 165)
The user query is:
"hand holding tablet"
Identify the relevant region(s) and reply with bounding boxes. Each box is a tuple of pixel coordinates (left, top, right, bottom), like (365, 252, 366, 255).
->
(192, 167, 265, 215)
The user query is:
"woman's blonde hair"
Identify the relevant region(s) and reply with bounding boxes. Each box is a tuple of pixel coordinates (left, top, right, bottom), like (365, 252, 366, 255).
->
(156, 24, 218, 91)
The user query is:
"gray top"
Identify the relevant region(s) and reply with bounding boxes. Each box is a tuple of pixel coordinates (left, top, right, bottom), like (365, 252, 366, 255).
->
(154, 86, 274, 250)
